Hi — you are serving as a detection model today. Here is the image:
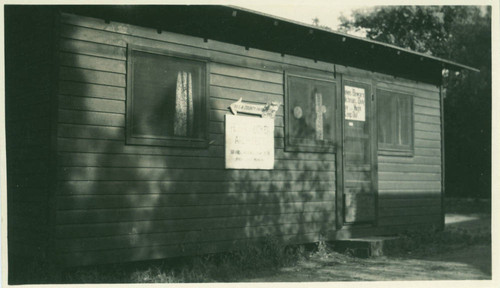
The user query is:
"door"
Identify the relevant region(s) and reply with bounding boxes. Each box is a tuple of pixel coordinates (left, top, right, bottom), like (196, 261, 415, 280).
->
(342, 80, 376, 224)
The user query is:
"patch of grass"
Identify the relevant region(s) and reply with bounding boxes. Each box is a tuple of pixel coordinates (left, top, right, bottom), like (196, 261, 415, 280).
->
(128, 236, 310, 282)
(310, 240, 334, 259)
(195, 236, 308, 281)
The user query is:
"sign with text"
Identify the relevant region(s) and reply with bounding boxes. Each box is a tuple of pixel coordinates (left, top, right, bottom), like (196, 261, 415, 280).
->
(345, 86, 366, 121)
(230, 98, 265, 116)
(225, 114, 274, 169)
(229, 97, 280, 119)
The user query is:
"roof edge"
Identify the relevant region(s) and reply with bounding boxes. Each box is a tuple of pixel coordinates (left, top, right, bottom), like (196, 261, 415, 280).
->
(230, 5, 480, 73)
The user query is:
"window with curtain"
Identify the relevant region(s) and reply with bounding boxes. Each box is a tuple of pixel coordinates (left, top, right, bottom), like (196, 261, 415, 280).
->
(377, 88, 413, 155)
(285, 74, 336, 153)
(126, 45, 208, 147)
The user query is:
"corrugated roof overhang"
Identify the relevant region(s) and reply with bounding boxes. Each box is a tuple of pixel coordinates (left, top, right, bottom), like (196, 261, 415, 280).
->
(59, 5, 479, 85)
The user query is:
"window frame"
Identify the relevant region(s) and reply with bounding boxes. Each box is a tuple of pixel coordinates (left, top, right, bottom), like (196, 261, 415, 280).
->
(376, 88, 414, 156)
(126, 44, 210, 148)
(284, 71, 337, 153)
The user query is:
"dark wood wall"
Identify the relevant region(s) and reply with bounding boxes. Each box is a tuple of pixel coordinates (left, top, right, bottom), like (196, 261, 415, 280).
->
(5, 9, 444, 268)
(54, 12, 338, 266)
(5, 10, 443, 267)
(5, 6, 58, 270)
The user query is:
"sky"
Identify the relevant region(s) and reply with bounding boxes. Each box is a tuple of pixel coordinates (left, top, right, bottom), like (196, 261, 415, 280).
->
(225, 0, 493, 34)
(2, 0, 491, 32)
(238, 2, 370, 31)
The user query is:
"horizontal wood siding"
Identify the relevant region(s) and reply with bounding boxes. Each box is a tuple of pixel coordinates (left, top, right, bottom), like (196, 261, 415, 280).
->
(55, 13, 337, 266)
(5, 7, 56, 269)
(54, 12, 444, 266)
(376, 81, 442, 228)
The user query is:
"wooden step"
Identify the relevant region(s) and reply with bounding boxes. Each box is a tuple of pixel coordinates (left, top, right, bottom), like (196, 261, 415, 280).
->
(331, 236, 401, 258)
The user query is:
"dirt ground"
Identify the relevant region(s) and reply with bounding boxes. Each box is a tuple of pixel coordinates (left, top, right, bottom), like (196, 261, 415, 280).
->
(242, 244, 491, 281)
(241, 213, 492, 281)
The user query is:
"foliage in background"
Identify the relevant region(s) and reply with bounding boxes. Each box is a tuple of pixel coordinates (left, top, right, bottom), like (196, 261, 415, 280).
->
(338, 6, 491, 198)
(312, 17, 333, 31)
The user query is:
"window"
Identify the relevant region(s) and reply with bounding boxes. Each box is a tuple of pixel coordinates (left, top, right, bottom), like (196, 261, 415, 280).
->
(126, 45, 208, 147)
(377, 88, 413, 155)
(285, 74, 336, 153)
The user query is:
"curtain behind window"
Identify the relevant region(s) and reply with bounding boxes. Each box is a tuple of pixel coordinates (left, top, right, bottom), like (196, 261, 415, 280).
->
(174, 71, 194, 137)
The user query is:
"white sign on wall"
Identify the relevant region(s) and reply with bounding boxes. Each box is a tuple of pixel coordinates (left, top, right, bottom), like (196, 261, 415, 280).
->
(345, 86, 366, 121)
(225, 114, 274, 169)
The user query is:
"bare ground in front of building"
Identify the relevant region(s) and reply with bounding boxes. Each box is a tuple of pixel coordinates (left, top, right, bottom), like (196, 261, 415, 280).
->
(240, 219, 491, 282)
(238, 200, 492, 282)
(241, 244, 491, 281)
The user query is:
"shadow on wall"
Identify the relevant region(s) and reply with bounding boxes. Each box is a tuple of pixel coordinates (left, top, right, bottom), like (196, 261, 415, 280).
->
(54, 49, 336, 266)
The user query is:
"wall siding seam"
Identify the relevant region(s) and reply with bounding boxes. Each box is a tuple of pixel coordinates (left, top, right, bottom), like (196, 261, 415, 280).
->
(59, 32, 127, 49)
(56, 192, 336, 197)
(55, 200, 336, 212)
(57, 78, 125, 89)
(210, 71, 283, 85)
(59, 63, 126, 75)
(56, 152, 335, 163)
(209, 83, 283, 96)
(59, 93, 125, 103)
(57, 107, 125, 116)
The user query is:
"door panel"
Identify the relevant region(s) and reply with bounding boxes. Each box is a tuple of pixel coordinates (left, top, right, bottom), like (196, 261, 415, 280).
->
(342, 80, 375, 224)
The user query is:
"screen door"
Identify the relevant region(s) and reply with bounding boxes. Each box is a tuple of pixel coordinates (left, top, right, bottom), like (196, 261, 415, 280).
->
(342, 80, 375, 224)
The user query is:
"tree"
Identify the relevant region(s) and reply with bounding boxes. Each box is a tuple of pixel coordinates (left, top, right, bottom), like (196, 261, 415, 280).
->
(339, 6, 491, 198)
(311, 17, 332, 31)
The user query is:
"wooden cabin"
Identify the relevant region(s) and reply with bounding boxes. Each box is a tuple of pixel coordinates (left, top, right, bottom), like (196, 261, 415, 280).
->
(5, 5, 477, 268)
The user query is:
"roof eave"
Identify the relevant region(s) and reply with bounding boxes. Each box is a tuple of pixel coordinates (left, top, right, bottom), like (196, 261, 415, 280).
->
(57, 5, 479, 85)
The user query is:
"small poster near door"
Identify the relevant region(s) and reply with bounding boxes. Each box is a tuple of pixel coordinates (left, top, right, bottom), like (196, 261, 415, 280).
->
(345, 86, 366, 121)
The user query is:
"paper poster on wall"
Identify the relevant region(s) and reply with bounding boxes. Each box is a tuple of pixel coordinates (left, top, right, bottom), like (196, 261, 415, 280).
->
(225, 114, 274, 169)
(345, 86, 366, 121)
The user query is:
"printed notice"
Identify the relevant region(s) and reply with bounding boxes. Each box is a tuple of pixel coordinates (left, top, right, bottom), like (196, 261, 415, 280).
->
(225, 114, 274, 169)
(345, 86, 366, 121)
